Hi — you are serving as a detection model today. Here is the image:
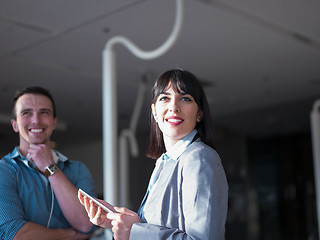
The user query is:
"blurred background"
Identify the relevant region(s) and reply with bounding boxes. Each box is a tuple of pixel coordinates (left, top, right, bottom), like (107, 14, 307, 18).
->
(0, 0, 320, 239)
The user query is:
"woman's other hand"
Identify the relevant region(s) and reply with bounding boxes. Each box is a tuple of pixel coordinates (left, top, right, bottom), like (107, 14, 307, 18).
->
(107, 207, 142, 240)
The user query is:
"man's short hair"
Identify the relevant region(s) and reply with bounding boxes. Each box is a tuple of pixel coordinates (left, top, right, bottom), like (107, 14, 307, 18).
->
(11, 86, 57, 119)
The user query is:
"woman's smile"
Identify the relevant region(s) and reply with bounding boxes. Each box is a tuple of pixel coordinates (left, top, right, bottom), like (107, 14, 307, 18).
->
(165, 116, 184, 126)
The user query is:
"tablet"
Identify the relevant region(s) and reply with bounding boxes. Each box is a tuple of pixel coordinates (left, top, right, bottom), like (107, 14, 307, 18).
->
(79, 189, 114, 213)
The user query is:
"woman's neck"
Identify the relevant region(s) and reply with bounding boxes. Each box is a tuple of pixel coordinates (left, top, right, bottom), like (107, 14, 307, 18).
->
(163, 137, 179, 153)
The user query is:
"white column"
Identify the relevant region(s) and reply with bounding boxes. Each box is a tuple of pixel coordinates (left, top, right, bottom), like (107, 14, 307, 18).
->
(311, 99, 320, 240)
(102, 1, 184, 238)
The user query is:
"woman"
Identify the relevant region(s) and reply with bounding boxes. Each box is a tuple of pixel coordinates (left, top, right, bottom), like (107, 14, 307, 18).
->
(79, 69, 228, 240)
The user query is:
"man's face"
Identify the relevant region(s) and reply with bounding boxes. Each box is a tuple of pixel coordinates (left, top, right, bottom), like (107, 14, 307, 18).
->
(11, 94, 57, 149)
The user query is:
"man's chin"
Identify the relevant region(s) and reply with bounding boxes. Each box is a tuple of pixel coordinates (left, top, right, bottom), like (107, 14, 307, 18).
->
(29, 139, 47, 145)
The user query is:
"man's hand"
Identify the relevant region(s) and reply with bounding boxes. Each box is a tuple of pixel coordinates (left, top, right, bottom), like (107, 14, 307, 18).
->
(27, 144, 54, 172)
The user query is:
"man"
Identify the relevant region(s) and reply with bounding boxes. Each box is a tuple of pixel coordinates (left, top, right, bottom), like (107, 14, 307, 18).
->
(0, 86, 95, 239)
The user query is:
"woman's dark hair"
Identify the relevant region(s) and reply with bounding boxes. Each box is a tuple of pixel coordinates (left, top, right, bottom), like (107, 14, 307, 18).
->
(146, 69, 215, 159)
(11, 86, 57, 119)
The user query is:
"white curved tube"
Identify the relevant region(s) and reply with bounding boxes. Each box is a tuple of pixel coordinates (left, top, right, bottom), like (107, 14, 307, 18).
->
(105, 0, 183, 60)
(120, 129, 139, 157)
(119, 129, 138, 207)
(118, 77, 147, 207)
(129, 75, 148, 134)
(102, 0, 184, 220)
(311, 99, 320, 240)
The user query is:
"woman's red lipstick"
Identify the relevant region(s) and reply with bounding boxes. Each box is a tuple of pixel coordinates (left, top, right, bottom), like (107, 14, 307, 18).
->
(166, 116, 184, 126)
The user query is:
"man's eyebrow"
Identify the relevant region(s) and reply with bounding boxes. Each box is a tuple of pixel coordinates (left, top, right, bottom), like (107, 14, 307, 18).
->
(40, 108, 52, 111)
(20, 108, 32, 113)
(20, 108, 52, 112)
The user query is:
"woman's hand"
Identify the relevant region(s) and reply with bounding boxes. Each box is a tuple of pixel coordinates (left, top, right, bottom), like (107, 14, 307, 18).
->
(107, 207, 142, 240)
(78, 191, 112, 229)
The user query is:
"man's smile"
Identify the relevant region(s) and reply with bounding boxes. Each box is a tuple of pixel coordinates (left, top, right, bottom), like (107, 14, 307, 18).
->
(29, 128, 44, 133)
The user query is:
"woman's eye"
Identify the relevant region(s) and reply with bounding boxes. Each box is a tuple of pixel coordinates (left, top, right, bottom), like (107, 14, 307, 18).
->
(159, 96, 169, 101)
(182, 96, 192, 102)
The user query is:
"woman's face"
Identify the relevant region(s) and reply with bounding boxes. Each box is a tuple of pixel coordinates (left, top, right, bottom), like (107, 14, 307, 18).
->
(152, 84, 203, 150)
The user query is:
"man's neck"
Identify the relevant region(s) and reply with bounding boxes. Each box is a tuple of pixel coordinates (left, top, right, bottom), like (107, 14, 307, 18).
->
(17, 146, 28, 158)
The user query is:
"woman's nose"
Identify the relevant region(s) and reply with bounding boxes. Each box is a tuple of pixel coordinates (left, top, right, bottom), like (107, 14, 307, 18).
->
(169, 99, 180, 113)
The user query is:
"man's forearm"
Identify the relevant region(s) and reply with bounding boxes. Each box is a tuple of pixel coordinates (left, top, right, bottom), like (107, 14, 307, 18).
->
(13, 222, 92, 240)
(49, 170, 93, 233)
(28, 145, 93, 232)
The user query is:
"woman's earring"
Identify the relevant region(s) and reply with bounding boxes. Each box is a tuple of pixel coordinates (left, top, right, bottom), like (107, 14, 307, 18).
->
(197, 114, 202, 122)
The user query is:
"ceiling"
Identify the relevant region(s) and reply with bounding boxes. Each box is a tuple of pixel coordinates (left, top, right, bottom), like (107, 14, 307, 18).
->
(0, 0, 320, 148)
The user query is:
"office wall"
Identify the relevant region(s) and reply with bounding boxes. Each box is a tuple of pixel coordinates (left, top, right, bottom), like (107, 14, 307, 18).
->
(59, 140, 104, 196)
